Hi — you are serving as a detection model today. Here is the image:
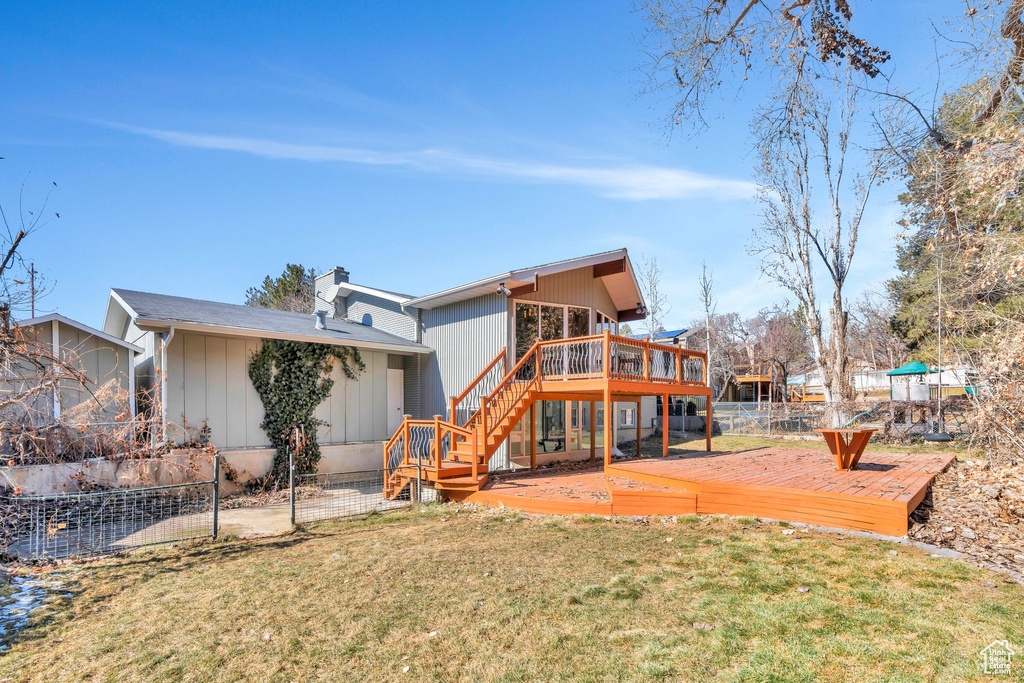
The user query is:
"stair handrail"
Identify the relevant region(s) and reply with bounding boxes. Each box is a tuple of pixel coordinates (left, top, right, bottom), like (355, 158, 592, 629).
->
(450, 346, 506, 426)
(480, 344, 541, 440)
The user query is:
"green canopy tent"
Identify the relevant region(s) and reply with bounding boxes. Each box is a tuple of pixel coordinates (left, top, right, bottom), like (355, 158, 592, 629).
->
(887, 362, 930, 401)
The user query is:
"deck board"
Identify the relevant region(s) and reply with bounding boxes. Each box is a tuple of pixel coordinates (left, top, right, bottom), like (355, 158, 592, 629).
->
(452, 447, 953, 536)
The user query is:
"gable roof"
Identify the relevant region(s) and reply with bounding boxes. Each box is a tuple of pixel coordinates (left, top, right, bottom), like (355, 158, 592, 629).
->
(105, 289, 430, 355)
(19, 313, 144, 354)
(404, 248, 645, 314)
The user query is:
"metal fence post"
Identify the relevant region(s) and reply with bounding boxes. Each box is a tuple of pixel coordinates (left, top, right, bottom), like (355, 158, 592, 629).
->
(289, 440, 296, 527)
(212, 453, 220, 540)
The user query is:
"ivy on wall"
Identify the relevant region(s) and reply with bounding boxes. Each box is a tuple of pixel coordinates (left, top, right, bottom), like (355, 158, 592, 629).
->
(248, 339, 364, 487)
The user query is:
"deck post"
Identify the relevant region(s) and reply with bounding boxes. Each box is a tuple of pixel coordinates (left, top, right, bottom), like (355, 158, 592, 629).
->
(403, 420, 411, 466)
(636, 399, 642, 458)
(471, 428, 479, 482)
(662, 393, 669, 457)
(603, 385, 612, 467)
(675, 349, 682, 384)
(529, 403, 536, 470)
(433, 415, 442, 474)
(589, 401, 596, 461)
(705, 393, 713, 452)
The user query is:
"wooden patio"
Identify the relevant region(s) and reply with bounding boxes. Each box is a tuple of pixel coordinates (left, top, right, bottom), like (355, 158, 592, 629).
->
(454, 447, 955, 536)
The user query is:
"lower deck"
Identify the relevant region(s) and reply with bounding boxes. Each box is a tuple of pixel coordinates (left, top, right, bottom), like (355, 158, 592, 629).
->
(452, 447, 955, 536)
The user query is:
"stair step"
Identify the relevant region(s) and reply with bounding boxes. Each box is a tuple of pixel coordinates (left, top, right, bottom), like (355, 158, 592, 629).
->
(434, 474, 489, 490)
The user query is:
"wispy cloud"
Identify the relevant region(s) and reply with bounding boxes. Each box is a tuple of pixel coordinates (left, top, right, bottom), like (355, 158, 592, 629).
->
(109, 124, 757, 201)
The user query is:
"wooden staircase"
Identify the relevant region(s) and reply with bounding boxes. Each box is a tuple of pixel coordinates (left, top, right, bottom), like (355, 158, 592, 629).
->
(384, 345, 539, 500)
(382, 330, 710, 500)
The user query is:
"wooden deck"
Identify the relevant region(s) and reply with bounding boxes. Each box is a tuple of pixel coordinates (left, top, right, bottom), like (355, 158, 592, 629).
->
(456, 447, 955, 536)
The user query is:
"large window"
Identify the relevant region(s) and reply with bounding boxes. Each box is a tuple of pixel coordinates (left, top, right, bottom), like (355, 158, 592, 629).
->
(515, 301, 595, 360)
(515, 303, 540, 361)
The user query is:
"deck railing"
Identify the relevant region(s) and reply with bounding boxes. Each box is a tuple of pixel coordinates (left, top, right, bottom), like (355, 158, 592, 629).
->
(385, 331, 708, 495)
(538, 331, 707, 386)
(383, 416, 475, 496)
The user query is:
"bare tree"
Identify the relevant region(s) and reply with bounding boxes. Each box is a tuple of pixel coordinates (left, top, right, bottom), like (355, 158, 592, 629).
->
(848, 291, 907, 370)
(638, 255, 672, 338)
(751, 71, 882, 424)
(0, 178, 57, 316)
(747, 305, 810, 399)
(638, 0, 889, 129)
(697, 261, 715, 388)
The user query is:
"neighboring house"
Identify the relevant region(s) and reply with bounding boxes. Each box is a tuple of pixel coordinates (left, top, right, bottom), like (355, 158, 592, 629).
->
(2, 313, 141, 425)
(105, 248, 706, 478)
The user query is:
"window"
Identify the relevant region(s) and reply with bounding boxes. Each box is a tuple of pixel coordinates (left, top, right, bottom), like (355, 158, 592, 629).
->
(596, 311, 617, 334)
(514, 300, 595, 356)
(620, 408, 635, 427)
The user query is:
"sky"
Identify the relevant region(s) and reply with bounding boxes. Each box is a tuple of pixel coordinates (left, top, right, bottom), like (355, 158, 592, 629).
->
(1, 1, 965, 330)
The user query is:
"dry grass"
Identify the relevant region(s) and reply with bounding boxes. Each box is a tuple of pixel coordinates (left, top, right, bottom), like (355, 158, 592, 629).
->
(4, 505, 1023, 681)
(654, 433, 970, 458)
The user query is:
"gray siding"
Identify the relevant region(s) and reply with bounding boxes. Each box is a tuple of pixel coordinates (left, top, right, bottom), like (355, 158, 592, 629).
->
(313, 272, 336, 315)
(420, 294, 508, 419)
(1, 321, 133, 423)
(346, 292, 417, 340)
(160, 331, 392, 449)
(403, 353, 424, 418)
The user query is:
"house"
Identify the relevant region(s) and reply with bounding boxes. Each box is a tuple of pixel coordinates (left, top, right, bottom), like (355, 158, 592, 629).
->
(105, 248, 712, 490)
(103, 289, 431, 472)
(3, 313, 141, 425)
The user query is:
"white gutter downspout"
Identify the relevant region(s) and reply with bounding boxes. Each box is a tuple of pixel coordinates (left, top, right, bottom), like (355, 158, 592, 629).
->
(158, 326, 175, 449)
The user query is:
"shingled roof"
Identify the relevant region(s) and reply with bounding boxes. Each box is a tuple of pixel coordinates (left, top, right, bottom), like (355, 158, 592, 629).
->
(108, 289, 430, 354)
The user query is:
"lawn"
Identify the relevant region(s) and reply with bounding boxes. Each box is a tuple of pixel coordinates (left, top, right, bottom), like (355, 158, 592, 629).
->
(4, 505, 1022, 681)
(658, 433, 970, 458)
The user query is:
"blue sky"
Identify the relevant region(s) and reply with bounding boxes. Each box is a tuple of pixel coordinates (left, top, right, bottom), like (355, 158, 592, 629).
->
(1, 1, 961, 329)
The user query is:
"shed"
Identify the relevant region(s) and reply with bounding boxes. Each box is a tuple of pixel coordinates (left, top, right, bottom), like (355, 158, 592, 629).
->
(5, 313, 143, 422)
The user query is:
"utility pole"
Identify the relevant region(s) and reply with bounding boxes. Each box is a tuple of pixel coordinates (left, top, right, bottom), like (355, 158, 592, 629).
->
(29, 262, 36, 317)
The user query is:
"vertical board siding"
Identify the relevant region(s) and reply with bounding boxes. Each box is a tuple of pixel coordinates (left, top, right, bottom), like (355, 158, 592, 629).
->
(243, 338, 268, 447)
(224, 338, 248, 446)
(420, 294, 508, 419)
(402, 354, 423, 418)
(345, 292, 417, 340)
(165, 333, 391, 449)
(516, 266, 618, 321)
(204, 337, 227, 445)
(6, 321, 133, 422)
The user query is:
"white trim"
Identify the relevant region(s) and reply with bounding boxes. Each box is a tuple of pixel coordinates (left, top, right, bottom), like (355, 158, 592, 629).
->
(21, 312, 144, 354)
(51, 319, 61, 420)
(132, 317, 430, 355)
(322, 282, 412, 305)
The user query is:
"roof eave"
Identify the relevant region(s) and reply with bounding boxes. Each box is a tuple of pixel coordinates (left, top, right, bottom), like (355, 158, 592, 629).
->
(407, 248, 632, 310)
(20, 312, 144, 354)
(133, 317, 430, 355)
